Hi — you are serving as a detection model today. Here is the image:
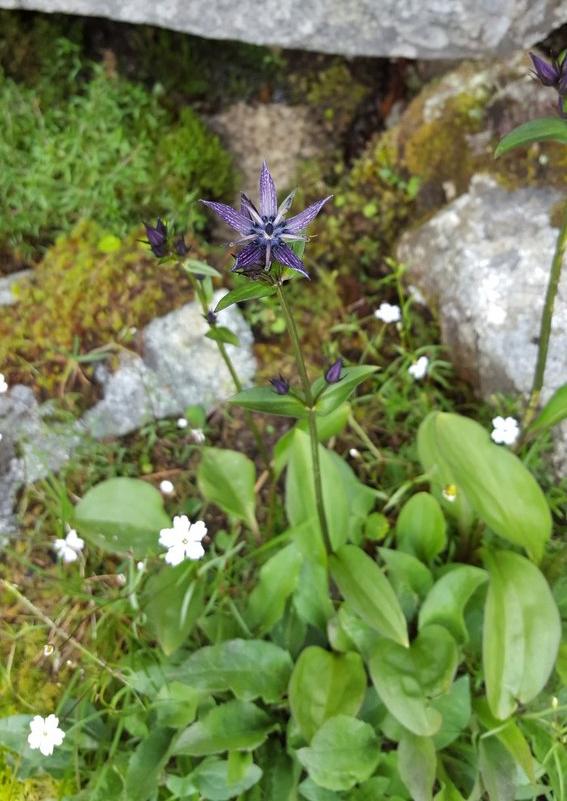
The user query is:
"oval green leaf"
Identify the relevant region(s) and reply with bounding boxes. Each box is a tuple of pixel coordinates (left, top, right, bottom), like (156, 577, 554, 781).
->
(418, 565, 488, 644)
(529, 383, 567, 433)
(215, 283, 276, 313)
(173, 700, 274, 756)
(396, 492, 447, 562)
(143, 564, 204, 656)
(495, 117, 567, 158)
(313, 366, 379, 417)
(198, 447, 257, 532)
(230, 386, 308, 419)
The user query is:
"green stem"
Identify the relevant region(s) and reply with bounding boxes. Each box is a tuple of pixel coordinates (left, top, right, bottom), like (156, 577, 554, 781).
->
(348, 413, 383, 463)
(523, 202, 567, 430)
(276, 282, 332, 553)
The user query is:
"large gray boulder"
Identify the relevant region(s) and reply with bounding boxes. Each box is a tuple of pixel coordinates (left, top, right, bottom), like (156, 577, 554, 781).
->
(398, 174, 567, 472)
(2, 0, 567, 59)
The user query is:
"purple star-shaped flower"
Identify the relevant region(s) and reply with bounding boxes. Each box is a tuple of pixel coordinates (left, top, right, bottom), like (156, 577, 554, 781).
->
(529, 51, 567, 115)
(201, 162, 332, 278)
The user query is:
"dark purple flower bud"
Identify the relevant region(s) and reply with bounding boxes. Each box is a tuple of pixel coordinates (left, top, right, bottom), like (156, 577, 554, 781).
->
(324, 358, 343, 384)
(175, 236, 190, 257)
(529, 52, 561, 87)
(205, 310, 217, 326)
(144, 218, 168, 258)
(270, 375, 290, 395)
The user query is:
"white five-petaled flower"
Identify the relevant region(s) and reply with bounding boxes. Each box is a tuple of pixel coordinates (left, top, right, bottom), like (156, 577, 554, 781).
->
(177, 417, 188, 429)
(408, 356, 429, 381)
(159, 515, 207, 566)
(0, 373, 7, 393)
(491, 416, 520, 446)
(27, 715, 65, 756)
(190, 428, 206, 444)
(159, 479, 175, 495)
(53, 528, 84, 563)
(374, 302, 401, 324)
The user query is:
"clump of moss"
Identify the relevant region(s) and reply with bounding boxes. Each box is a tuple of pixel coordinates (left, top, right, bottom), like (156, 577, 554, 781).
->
(0, 221, 203, 399)
(0, 762, 64, 801)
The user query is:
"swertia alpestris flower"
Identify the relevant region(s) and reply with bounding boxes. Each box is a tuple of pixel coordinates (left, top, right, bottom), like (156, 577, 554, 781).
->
(201, 162, 332, 278)
(529, 51, 567, 116)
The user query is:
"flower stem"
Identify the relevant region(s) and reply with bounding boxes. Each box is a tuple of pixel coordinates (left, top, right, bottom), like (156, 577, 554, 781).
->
(523, 202, 567, 430)
(276, 282, 332, 553)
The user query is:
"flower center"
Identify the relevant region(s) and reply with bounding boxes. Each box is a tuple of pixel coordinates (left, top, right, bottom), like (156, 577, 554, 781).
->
(182, 537, 189, 545)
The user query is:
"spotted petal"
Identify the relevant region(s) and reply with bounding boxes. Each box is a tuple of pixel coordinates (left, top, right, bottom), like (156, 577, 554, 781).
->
(201, 201, 252, 234)
(285, 195, 333, 233)
(233, 242, 264, 271)
(259, 161, 277, 218)
(273, 244, 309, 278)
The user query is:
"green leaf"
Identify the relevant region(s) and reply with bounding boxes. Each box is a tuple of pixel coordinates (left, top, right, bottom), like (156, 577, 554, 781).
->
(378, 548, 433, 620)
(125, 727, 174, 801)
(215, 283, 276, 312)
(478, 738, 516, 801)
(495, 117, 567, 158)
(529, 383, 567, 433)
(155, 682, 202, 728)
(169, 639, 293, 703)
(397, 732, 436, 801)
(368, 625, 458, 736)
(475, 698, 535, 783)
(183, 756, 263, 801)
(230, 386, 308, 419)
(431, 676, 471, 749)
(260, 743, 300, 801)
(336, 605, 382, 660)
(205, 326, 240, 346)
(299, 778, 341, 801)
(198, 448, 257, 532)
(182, 258, 222, 278)
(247, 544, 303, 633)
(312, 366, 379, 417)
(418, 565, 488, 644)
(482, 549, 561, 720)
(329, 545, 408, 646)
(395, 492, 447, 562)
(143, 564, 204, 655)
(173, 700, 274, 756)
(274, 403, 351, 476)
(433, 412, 551, 562)
(288, 647, 367, 741)
(74, 477, 169, 557)
(296, 715, 380, 792)
(286, 429, 350, 551)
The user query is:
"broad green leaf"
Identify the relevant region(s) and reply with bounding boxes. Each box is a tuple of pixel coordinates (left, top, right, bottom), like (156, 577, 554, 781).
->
(395, 492, 447, 562)
(288, 647, 367, 741)
(483, 549, 561, 719)
(296, 715, 380, 792)
(260, 742, 300, 801)
(286, 429, 349, 551)
(495, 117, 567, 158)
(173, 700, 274, 756)
(184, 756, 263, 801)
(337, 605, 382, 660)
(169, 639, 293, 703)
(155, 682, 202, 728)
(368, 625, 458, 736)
(205, 326, 240, 346)
(478, 738, 516, 801)
(125, 727, 174, 801)
(299, 778, 341, 801)
(198, 448, 257, 532)
(182, 258, 222, 278)
(327, 451, 378, 544)
(433, 413, 551, 562)
(230, 386, 308, 419)
(349, 777, 391, 801)
(432, 676, 471, 749)
(329, 545, 408, 646)
(398, 732, 436, 801)
(143, 564, 204, 655)
(312, 366, 379, 417)
(215, 283, 276, 312)
(247, 544, 303, 633)
(274, 403, 350, 476)
(475, 699, 535, 783)
(529, 383, 567, 433)
(378, 547, 433, 620)
(418, 565, 488, 644)
(74, 477, 169, 557)
(290, 519, 333, 629)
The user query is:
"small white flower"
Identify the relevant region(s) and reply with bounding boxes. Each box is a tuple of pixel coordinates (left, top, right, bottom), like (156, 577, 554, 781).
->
(0, 373, 7, 394)
(159, 515, 207, 566)
(190, 428, 206, 444)
(374, 302, 401, 324)
(442, 484, 458, 503)
(408, 356, 429, 381)
(159, 479, 175, 495)
(349, 448, 361, 459)
(53, 529, 84, 563)
(177, 417, 189, 429)
(491, 416, 520, 446)
(27, 714, 65, 757)
(136, 561, 145, 571)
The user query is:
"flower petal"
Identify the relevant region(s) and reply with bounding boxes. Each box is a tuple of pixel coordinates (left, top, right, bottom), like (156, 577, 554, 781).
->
(159, 528, 180, 548)
(185, 541, 205, 560)
(200, 201, 252, 234)
(285, 195, 333, 233)
(272, 244, 309, 278)
(240, 193, 263, 225)
(529, 52, 559, 86)
(274, 189, 296, 224)
(189, 520, 208, 542)
(259, 161, 278, 218)
(165, 544, 187, 566)
(233, 242, 264, 270)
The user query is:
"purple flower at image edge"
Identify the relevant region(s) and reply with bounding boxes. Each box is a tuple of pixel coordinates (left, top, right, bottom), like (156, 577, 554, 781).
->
(529, 51, 567, 115)
(270, 375, 290, 395)
(201, 162, 332, 278)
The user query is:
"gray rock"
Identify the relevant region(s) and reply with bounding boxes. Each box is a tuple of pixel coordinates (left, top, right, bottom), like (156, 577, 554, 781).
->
(83, 290, 256, 438)
(1, 0, 566, 59)
(397, 174, 567, 472)
(0, 269, 32, 306)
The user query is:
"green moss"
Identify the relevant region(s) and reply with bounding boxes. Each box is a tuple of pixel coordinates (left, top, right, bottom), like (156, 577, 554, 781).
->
(0, 221, 201, 399)
(0, 762, 64, 801)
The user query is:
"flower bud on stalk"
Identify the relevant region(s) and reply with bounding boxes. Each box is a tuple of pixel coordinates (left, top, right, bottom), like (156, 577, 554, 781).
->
(324, 358, 343, 384)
